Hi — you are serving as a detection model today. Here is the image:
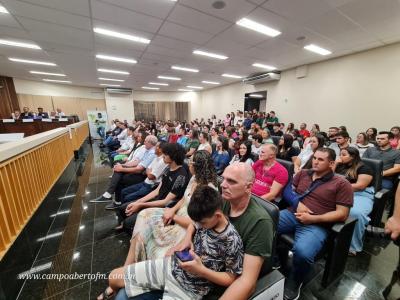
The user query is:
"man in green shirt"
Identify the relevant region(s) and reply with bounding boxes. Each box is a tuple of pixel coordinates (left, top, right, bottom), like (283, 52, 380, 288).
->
(266, 110, 279, 131)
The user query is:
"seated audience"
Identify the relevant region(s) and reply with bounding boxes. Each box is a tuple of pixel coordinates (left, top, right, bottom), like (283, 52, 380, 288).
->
(210, 127, 219, 144)
(101, 121, 123, 148)
(327, 126, 339, 145)
(108, 126, 135, 163)
(233, 130, 249, 154)
(285, 123, 295, 134)
(198, 132, 212, 154)
(185, 129, 200, 158)
(212, 136, 231, 174)
(366, 127, 378, 145)
(335, 147, 374, 255)
(390, 126, 400, 149)
(230, 141, 254, 165)
(243, 113, 252, 130)
(277, 134, 300, 162)
(266, 111, 279, 131)
(271, 123, 283, 137)
(261, 129, 273, 144)
(329, 130, 352, 157)
(108, 186, 244, 300)
(278, 148, 353, 300)
(177, 127, 188, 147)
(354, 132, 374, 156)
(251, 144, 288, 201)
(90, 135, 157, 204)
(117, 143, 190, 232)
(21, 106, 33, 119)
(363, 131, 400, 190)
(37, 107, 49, 118)
(294, 134, 325, 173)
(299, 123, 310, 139)
(251, 134, 263, 155)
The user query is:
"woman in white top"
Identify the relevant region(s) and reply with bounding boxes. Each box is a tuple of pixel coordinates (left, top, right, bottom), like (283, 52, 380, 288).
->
(197, 131, 212, 154)
(354, 132, 375, 156)
(230, 141, 254, 165)
(294, 134, 325, 173)
(251, 134, 263, 155)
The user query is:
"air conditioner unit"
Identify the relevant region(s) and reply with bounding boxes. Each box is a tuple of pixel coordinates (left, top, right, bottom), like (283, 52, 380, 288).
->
(106, 87, 132, 95)
(242, 72, 281, 85)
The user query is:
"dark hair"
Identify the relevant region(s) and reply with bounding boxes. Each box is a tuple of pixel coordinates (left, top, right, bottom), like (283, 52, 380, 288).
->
(239, 141, 252, 162)
(339, 126, 347, 132)
(337, 147, 362, 180)
(200, 131, 209, 143)
(252, 134, 263, 144)
(162, 143, 186, 165)
(378, 131, 394, 140)
(336, 131, 350, 139)
(391, 126, 400, 134)
(357, 132, 369, 145)
(192, 150, 218, 186)
(280, 134, 294, 152)
(239, 130, 249, 141)
(303, 134, 329, 169)
(313, 124, 320, 131)
(188, 185, 223, 222)
(315, 147, 336, 162)
(217, 136, 229, 152)
(128, 126, 135, 132)
(191, 129, 199, 139)
(366, 127, 377, 139)
(287, 123, 294, 131)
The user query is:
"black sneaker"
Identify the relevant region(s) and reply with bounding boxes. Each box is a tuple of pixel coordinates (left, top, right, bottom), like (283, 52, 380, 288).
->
(89, 195, 112, 203)
(284, 278, 303, 300)
(105, 202, 122, 210)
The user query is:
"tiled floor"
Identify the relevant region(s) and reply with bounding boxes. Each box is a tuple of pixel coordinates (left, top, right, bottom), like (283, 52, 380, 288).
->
(1, 142, 399, 300)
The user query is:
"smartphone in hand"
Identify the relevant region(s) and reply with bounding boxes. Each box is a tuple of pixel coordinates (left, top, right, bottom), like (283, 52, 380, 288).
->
(175, 249, 193, 263)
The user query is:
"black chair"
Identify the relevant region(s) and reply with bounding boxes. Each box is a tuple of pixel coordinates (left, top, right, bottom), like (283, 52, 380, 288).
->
(362, 158, 391, 227)
(276, 159, 294, 180)
(249, 195, 285, 299)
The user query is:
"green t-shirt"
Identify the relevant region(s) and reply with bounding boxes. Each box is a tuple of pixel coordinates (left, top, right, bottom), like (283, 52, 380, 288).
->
(204, 197, 273, 299)
(185, 139, 200, 151)
(267, 116, 279, 124)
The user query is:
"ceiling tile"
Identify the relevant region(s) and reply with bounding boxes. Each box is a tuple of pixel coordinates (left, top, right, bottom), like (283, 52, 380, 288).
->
(99, 0, 175, 19)
(15, 0, 91, 17)
(158, 21, 213, 44)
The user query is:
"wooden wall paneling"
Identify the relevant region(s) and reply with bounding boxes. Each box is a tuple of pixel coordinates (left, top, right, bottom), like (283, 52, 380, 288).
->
(78, 98, 106, 120)
(0, 77, 20, 118)
(0, 169, 17, 237)
(32, 95, 53, 112)
(17, 94, 34, 112)
(52, 96, 81, 119)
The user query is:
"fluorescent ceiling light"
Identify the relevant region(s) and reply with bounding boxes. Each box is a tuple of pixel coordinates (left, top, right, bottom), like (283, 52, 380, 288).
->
(42, 79, 71, 83)
(142, 86, 159, 90)
(93, 27, 150, 44)
(149, 82, 168, 86)
(249, 94, 263, 98)
(171, 65, 199, 73)
(193, 50, 228, 60)
(98, 77, 124, 82)
(178, 89, 194, 92)
(9, 58, 56, 66)
(99, 84, 121, 87)
(202, 81, 220, 85)
(222, 73, 243, 79)
(0, 39, 41, 49)
(158, 75, 181, 81)
(0, 5, 9, 14)
(30, 71, 65, 77)
(236, 18, 281, 37)
(304, 44, 332, 56)
(187, 85, 203, 89)
(96, 54, 137, 64)
(98, 68, 130, 75)
(252, 63, 277, 71)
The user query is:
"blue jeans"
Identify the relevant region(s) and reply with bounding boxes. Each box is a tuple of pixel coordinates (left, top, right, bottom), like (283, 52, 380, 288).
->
(121, 182, 153, 204)
(104, 136, 114, 145)
(115, 288, 162, 300)
(382, 178, 393, 190)
(97, 126, 106, 139)
(278, 209, 329, 283)
(349, 187, 375, 252)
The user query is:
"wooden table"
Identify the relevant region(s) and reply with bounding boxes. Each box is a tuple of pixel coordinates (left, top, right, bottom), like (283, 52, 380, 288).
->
(0, 118, 76, 136)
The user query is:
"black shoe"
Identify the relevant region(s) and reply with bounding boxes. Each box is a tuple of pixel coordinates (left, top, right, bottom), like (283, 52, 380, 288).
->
(89, 195, 112, 203)
(105, 202, 122, 210)
(284, 278, 303, 300)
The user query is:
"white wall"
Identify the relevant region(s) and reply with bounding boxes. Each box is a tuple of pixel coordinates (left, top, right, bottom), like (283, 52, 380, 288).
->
(14, 78, 105, 99)
(198, 42, 400, 138)
(105, 92, 134, 124)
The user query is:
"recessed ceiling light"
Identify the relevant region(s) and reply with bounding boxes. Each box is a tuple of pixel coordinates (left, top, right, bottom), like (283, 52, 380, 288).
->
(236, 18, 281, 37)
(252, 63, 277, 70)
(30, 71, 65, 77)
(178, 89, 194, 92)
(149, 82, 168, 86)
(98, 77, 124, 82)
(158, 75, 181, 81)
(93, 27, 150, 44)
(0, 5, 9, 14)
(187, 85, 203, 89)
(222, 73, 243, 79)
(304, 44, 332, 56)
(142, 86, 159, 90)
(96, 54, 137, 64)
(42, 79, 71, 83)
(171, 65, 199, 73)
(249, 93, 263, 98)
(97, 68, 130, 75)
(99, 84, 121, 87)
(202, 81, 220, 85)
(0, 39, 41, 49)
(9, 58, 56, 66)
(193, 50, 228, 60)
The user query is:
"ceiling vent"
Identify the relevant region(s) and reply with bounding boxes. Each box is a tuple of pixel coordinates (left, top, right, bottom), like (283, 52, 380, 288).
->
(242, 72, 281, 85)
(106, 87, 132, 95)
